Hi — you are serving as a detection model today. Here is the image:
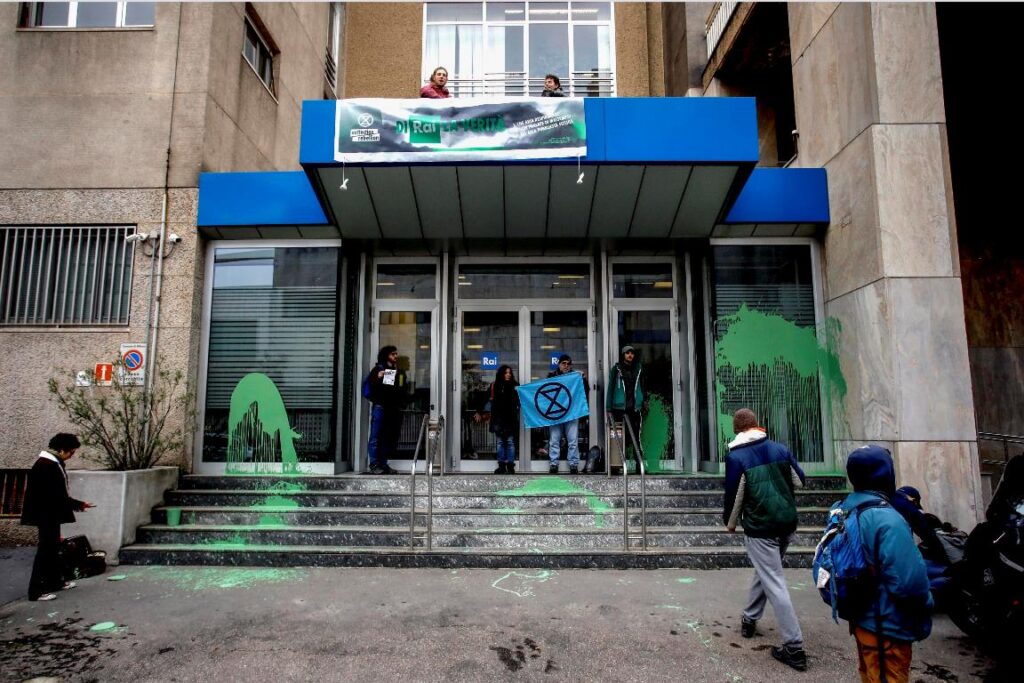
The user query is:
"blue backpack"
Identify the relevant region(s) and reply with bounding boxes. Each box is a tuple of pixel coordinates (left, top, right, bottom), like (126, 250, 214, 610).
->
(812, 498, 888, 623)
(361, 366, 379, 401)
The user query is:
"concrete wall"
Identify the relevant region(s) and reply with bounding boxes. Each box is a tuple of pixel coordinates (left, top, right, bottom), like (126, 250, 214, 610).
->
(662, 2, 711, 96)
(789, 2, 982, 529)
(0, 3, 331, 471)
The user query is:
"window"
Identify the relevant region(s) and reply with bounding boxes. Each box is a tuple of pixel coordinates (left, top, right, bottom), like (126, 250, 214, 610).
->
(423, 1, 614, 97)
(243, 15, 276, 94)
(457, 263, 590, 299)
(19, 2, 155, 28)
(0, 226, 135, 326)
(375, 264, 437, 300)
(612, 262, 674, 298)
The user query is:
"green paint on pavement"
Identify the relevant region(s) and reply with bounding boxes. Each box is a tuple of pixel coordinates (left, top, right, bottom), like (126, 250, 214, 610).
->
(640, 395, 671, 473)
(491, 570, 555, 598)
(656, 605, 683, 610)
(142, 566, 307, 591)
(89, 621, 117, 632)
(107, 575, 127, 581)
(676, 577, 697, 584)
(496, 477, 611, 528)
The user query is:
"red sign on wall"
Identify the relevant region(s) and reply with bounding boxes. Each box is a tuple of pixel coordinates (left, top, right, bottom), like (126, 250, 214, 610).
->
(95, 363, 113, 387)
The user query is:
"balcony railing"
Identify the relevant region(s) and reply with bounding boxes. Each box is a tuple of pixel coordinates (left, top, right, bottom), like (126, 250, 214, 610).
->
(442, 71, 615, 98)
(705, 2, 739, 60)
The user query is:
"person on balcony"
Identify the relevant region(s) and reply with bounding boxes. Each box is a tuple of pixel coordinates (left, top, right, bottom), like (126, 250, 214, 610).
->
(541, 74, 566, 97)
(420, 66, 451, 98)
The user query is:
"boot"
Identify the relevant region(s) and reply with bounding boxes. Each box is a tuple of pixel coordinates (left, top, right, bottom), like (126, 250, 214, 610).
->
(494, 462, 507, 474)
(506, 463, 515, 475)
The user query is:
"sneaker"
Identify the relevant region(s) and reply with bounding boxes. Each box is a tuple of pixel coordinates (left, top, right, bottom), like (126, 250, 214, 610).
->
(506, 465, 515, 475)
(741, 617, 756, 638)
(569, 466, 579, 475)
(770, 644, 807, 672)
(63, 581, 78, 590)
(379, 464, 397, 475)
(549, 464, 559, 474)
(368, 465, 385, 475)
(33, 593, 58, 602)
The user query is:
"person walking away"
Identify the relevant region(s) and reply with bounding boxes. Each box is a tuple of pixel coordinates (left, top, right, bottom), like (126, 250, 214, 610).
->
(365, 346, 407, 474)
(485, 365, 520, 474)
(606, 345, 643, 462)
(541, 74, 566, 97)
(21, 433, 93, 601)
(723, 408, 808, 670)
(420, 66, 451, 98)
(841, 445, 933, 683)
(546, 355, 588, 474)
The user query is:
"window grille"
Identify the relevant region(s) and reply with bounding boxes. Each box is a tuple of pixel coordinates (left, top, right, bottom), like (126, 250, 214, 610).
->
(0, 226, 135, 326)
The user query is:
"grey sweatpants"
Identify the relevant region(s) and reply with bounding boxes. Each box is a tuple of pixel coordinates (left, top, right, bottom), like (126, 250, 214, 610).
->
(743, 534, 804, 647)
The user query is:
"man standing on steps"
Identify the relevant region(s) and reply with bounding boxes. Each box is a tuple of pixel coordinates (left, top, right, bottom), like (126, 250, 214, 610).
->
(365, 345, 406, 475)
(723, 408, 808, 671)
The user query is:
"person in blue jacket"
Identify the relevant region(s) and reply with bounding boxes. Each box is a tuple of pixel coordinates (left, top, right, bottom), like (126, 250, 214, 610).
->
(842, 445, 933, 683)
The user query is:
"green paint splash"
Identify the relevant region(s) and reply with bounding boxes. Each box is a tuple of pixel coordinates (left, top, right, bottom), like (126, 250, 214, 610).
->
(496, 477, 611, 528)
(491, 570, 556, 598)
(226, 373, 303, 474)
(107, 574, 127, 582)
(141, 566, 306, 591)
(714, 305, 848, 464)
(89, 621, 118, 632)
(640, 395, 671, 473)
(676, 577, 696, 584)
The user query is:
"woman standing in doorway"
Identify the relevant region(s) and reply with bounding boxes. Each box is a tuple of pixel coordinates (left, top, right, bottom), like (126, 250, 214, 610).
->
(487, 365, 520, 474)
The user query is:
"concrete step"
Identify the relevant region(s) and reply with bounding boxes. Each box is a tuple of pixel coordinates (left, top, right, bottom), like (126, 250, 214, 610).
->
(164, 489, 845, 509)
(151, 505, 831, 529)
(119, 543, 816, 569)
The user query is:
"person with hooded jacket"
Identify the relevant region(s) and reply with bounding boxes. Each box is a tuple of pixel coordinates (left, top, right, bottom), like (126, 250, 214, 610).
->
(841, 445, 933, 683)
(365, 345, 407, 474)
(606, 345, 643, 440)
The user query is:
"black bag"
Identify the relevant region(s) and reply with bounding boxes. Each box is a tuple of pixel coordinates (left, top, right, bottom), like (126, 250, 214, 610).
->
(58, 535, 107, 581)
(585, 446, 604, 474)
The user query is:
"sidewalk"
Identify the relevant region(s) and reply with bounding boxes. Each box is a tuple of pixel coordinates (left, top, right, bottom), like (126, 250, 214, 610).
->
(0, 551, 1002, 682)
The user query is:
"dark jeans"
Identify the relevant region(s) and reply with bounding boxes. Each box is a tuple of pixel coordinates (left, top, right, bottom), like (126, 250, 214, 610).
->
(367, 404, 401, 468)
(28, 522, 63, 600)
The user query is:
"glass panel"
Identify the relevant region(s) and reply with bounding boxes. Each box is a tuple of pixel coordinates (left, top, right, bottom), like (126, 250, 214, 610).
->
(458, 264, 589, 299)
(572, 24, 611, 72)
(377, 311, 433, 459)
(529, 310, 589, 462)
(486, 25, 524, 74)
(461, 311, 519, 462)
(375, 264, 436, 299)
(571, 2, 611, 21)
(612, 263, 673, 298)
(75, 2, 118, 27)
(124, 2, 155, 26)
(711, 245, 824, 464)
(529, 23, 569, 79)
(243, 25, 258, 67)
(617, 311, 675, 472)
(425, 2, 482, 22)
(487, 2, 525, 21)
(528, 2, 569, 20)
(203, 247, 339, 469)
(36, 2, 69, 26)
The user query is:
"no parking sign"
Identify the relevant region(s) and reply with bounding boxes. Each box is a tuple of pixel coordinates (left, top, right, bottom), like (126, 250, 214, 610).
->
(119, 342, 147, 386)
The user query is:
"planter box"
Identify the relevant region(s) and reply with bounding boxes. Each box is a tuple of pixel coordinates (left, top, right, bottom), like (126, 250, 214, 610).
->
(64, 466, 178, 564)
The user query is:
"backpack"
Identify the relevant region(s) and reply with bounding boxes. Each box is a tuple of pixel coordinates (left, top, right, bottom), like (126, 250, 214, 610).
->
(58, 535, 106, 581)
(361, 366, 378, 401)
(812, 498, 888, 623)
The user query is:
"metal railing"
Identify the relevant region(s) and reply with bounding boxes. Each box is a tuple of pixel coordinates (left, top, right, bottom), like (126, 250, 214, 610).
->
(978, 431, 1024, 465)
(705, 1, 739, 60)
(608, 416, 647, 550)
(443, 70, 615, 98)
(1, 469, 29, 518)
(408, 414, 445, 550)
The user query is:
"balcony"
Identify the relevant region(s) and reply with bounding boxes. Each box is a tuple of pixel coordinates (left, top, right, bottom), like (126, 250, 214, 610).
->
(706, 2, 740, 60)
(443, 71, 616, 98)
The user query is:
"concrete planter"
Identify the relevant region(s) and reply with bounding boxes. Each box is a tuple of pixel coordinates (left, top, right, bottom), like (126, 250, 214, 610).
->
(64, 466, 178, 564)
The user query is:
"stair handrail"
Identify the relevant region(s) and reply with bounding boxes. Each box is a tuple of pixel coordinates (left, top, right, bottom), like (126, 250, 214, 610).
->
(408, 414, 429, 549)
(607, 416, 630, 550)
(621, 416, 648, 551)
(425, 415, 444, 551)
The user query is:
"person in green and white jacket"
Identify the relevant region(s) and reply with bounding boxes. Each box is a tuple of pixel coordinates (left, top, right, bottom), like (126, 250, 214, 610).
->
(606, 345, 644, 453)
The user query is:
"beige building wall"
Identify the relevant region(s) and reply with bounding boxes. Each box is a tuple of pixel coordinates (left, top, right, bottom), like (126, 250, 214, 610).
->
(343, 2, 422, 98)
(789, 2, 981, 530)
(0, 2, 331, 471)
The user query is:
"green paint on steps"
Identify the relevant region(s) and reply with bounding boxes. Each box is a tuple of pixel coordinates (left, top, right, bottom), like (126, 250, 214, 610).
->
(257, 514, 287, 526)
(89, 621, 118, 632)
(141, 566, 307, 591)
(199, 532, 249, 548)
(226, 373, 302, 474)
(255, 495, 300, 509)
(496, 477, 611, 528)
(257, 480, 307, 493)
(640, 395, 671, 474)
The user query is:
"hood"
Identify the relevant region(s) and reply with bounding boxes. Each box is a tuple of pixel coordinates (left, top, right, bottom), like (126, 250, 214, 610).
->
(846, 444, 896, 497)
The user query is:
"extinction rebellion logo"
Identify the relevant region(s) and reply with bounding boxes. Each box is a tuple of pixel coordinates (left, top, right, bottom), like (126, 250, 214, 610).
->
(349, 109, 380, 142)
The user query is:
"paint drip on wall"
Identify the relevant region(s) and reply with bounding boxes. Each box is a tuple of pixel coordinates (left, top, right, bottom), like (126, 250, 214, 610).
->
(640, 395, 671, 474)
(226, 373, 303, 474)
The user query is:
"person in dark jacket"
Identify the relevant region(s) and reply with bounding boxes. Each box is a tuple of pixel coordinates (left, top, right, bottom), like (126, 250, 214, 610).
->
(841, 445, 933, 683)
(723, 408, 807, 671)
(365, 346, 407, 474)
(606, 345, 643, 458)
(420, 66, 451, 98)
(483, 365, 520, 474)
(541, 74, 566, 97)
(21, 433, 92, 601)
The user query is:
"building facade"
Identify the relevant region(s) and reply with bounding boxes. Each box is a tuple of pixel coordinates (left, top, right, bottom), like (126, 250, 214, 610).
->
(2, 2, 1007, 533)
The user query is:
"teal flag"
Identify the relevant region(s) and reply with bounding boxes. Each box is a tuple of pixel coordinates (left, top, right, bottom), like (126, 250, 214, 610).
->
(516, 372, 589, 428)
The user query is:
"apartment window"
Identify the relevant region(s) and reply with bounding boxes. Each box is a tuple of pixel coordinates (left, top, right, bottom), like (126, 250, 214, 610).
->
(243, 15, 276, 94)
(0, 226, 135, 326)
(423, 1, 614, 97)
(19, 2, 155, 28)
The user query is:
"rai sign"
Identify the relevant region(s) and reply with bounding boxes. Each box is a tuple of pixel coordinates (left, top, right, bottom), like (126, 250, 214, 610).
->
(335, 97, 587, 163)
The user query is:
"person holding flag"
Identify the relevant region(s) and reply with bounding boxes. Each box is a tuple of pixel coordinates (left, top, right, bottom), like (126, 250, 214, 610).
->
(516, 355, 591, 473)
(546, 355, 589, 473)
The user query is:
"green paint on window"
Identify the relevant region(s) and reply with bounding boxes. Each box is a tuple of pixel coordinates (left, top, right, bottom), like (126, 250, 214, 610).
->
(226, 373, 303, 474)
(496, 477, 611, 528)
(640, 395, 671, 474)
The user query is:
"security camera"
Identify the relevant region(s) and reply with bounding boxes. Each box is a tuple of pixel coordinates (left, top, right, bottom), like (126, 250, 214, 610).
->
(167, 233, 182, 244)
(125, 232, 149, 243)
